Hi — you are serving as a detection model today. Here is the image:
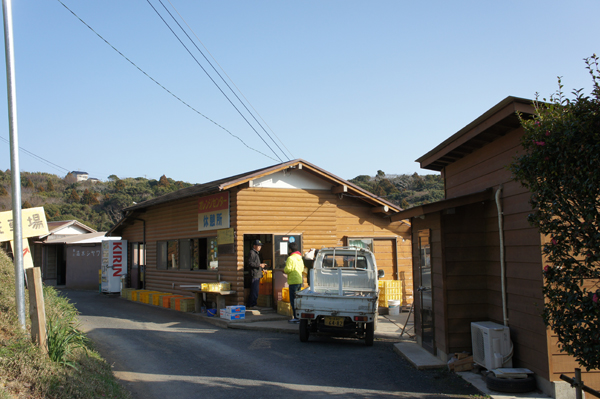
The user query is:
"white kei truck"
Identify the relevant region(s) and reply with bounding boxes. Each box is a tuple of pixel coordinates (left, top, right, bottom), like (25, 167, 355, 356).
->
(294, 246, 384, 346)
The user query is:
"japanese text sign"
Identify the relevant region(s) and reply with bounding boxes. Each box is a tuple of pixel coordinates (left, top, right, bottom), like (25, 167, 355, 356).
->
(198, 192, 230, 232)
(0, 207, 49, 242)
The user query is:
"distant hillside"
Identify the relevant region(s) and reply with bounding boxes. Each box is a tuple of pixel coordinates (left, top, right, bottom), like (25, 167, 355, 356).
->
(0, 169, 442, 231)
(0, 171, 192, 231)
(349, 171, 443, 209)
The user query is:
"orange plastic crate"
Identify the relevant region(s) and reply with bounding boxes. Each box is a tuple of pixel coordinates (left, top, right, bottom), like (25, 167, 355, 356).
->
(162, 295, 183, 308)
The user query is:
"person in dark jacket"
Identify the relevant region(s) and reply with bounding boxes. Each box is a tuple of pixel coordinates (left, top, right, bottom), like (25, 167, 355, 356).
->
(247, 239, 266, 308)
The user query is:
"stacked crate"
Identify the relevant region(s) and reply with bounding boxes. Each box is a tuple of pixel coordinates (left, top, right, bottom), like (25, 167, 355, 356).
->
(162, 294, 183, 308)
(257, 294, 273, 307)
(277, 300, 293, 316)
(121, 288, 134, 299)
(257, 270, 273, 307)
(139, 291, 161, 304)
(171, 297, 195, 312)
(378, 280, 403, 308)
(131, 289, 152, 302)
(150, 292, 172, 306)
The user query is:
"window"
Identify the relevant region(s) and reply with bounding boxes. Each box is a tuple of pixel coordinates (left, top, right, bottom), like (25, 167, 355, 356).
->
(322, 254, 368, 269)
(156, 240, 179, 270)
(167, 237, 218, 271)
(348, 238, 374, 252)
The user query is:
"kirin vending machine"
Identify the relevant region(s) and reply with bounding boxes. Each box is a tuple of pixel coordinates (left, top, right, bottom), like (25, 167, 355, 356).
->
(101, 239, 127, 293)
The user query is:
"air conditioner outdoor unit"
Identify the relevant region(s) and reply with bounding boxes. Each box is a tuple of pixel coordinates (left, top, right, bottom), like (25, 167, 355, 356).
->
(471, 321, 513, 371)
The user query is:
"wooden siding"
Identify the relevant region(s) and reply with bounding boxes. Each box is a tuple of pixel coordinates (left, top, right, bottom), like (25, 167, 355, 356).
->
(119, 186, 412, 309)
(442, 127, 550, 378)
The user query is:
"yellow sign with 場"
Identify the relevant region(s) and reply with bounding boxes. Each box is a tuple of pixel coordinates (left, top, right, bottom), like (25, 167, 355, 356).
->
(0, 207, 49, 242)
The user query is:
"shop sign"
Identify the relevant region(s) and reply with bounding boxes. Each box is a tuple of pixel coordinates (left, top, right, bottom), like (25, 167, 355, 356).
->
(198, 192, 230, 231)
(0, 207, 49, 242)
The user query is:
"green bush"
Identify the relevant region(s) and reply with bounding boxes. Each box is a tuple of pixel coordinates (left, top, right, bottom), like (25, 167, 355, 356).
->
(510, 54, 600, 370)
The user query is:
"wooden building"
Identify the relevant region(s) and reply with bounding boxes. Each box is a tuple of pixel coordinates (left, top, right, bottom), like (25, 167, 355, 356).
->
(390, 96, 598, 398)
(108, 159, 412, 307)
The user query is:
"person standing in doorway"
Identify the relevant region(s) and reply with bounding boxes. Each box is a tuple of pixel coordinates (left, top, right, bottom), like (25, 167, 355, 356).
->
(247, 239, 267, 308)
(284, 242, 305, 323)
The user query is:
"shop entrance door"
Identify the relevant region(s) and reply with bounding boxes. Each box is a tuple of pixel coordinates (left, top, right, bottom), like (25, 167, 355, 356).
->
(272, 235, 302, 303)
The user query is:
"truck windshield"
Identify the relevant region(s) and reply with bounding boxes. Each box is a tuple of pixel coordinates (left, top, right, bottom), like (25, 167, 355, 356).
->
(322, 254, 368, 269)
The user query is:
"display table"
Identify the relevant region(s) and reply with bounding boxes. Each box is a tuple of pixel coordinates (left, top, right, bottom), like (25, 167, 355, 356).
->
(179, 285, 236, 313)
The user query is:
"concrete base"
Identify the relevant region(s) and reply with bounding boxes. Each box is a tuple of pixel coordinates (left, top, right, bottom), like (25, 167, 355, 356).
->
(393, 341, 446, 369)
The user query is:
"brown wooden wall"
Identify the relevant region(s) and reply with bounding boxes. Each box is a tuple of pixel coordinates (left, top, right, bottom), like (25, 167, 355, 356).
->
(235, 187, 412, 303)
(119, 185, 412, 308)
(440, 126, 550, 378)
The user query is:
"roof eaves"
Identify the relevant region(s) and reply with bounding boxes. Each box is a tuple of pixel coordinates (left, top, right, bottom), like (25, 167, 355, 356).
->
(416, 96, 535, 171)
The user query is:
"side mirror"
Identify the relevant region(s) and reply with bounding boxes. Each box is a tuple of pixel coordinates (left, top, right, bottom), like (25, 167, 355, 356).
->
(378, 269, 385, 279)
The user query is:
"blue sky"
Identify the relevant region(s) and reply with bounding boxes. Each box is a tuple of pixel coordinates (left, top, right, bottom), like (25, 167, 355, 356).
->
(1, 1, 599, 184)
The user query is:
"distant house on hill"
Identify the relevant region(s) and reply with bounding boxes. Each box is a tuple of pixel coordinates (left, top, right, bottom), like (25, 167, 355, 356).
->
(71, 171, 89, 182)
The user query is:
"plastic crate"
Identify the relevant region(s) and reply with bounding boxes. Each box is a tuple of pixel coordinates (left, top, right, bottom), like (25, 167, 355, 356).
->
(171, 297, 195, 311)
(277, 300, 293, 316)
(257, 294, 273, 308)
(152, 293, 172, 306)
(259, 282, 272, 295)
(281, 287, 290, 303)
(176, 298, 196, 312)
(162, 295, 183, 308)
(260, 270, 272, 283)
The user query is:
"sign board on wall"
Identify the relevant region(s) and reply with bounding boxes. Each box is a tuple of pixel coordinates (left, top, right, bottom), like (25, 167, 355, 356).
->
(198, 192, 230, 232)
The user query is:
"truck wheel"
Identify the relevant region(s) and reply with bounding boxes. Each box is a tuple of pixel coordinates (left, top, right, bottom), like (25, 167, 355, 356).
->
(299, 319, 310, 342)
(365, 322, 374, 346)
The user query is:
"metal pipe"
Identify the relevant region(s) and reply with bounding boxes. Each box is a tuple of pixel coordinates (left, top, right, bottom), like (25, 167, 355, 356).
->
(2, 0, 25, 329)
(495, 186, 508, 326)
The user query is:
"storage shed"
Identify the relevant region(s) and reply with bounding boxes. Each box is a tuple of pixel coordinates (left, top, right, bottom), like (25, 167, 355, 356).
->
(108, 159, 413, 308)
(390, 96, 598, 398)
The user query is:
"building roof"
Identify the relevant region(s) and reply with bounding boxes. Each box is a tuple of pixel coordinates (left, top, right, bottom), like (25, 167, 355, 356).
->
(42, 220, 97, 238)
(416, 96, 536, 171)
(43, 231, 118, 245)
(108, 159, 403, 236)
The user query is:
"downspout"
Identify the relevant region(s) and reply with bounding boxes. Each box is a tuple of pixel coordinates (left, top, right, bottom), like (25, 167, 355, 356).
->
(495, 186, 508, 326)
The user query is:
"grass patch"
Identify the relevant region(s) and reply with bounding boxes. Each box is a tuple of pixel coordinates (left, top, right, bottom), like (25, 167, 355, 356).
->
(0, 248, 131, 399)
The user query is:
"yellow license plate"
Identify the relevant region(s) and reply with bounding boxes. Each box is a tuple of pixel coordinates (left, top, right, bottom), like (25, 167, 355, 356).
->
(324, 316, 345, 327)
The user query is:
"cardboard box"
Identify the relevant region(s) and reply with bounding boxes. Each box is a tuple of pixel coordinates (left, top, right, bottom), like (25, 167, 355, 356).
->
(226, 305, 246, 314)
(222, 312, 245, 321)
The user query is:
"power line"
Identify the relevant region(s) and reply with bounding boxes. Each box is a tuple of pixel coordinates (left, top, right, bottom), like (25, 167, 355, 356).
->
(55, 0, 280, 163)
(156, 0, 292, 161)
(145, 0, 285, 163)
(0, 136, 70, 174)
(165, 0, 295, 160)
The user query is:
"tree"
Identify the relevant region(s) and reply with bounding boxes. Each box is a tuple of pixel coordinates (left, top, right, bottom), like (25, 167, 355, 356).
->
(64, 172, 76, 184)
(0, 185, 7, 196)
(510, 55, 600, 370)
(67, 189, 80, 203)
(46, 180, 55, 192)
(158, 175, 170, 188)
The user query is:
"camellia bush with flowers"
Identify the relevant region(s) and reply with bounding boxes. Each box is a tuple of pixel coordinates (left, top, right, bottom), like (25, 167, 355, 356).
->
(510, 55, 600, 371)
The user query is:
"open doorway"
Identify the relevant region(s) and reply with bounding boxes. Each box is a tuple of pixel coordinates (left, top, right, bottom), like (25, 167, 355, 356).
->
(243, 234, 302, 307)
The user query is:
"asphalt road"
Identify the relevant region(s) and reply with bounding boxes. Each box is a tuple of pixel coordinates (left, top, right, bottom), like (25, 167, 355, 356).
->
(63, 289, 480, 399)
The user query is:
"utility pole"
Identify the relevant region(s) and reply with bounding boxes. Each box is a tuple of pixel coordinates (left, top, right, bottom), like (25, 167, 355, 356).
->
(2, 0, 26, 329)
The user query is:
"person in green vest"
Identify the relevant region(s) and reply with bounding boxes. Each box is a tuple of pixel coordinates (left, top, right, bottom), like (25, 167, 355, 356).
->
(284, 242, 305, 323)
